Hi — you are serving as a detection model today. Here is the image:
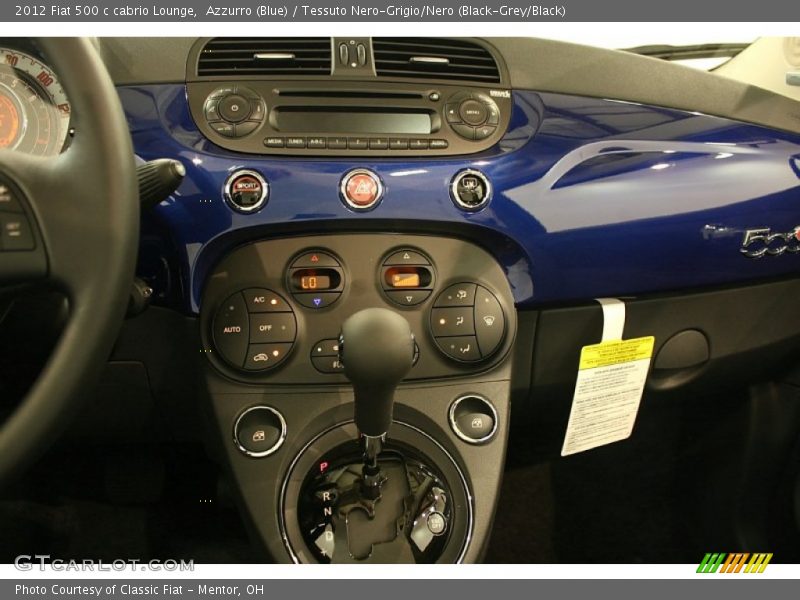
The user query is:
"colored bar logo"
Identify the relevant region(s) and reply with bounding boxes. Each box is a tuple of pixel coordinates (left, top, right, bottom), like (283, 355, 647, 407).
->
(697, 552, 773, 573)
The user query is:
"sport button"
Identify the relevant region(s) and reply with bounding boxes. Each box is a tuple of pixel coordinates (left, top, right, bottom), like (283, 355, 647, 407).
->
(341, 169, 383, 210)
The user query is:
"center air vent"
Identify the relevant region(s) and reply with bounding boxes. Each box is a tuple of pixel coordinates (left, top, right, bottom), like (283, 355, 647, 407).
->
(372, 38, 501, 83)
(198, 38, 332, 77)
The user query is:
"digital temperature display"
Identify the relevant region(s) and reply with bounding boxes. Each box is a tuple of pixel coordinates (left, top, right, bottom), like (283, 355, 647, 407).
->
(291, 268, 340, 292)
(300, 274, 332, 290)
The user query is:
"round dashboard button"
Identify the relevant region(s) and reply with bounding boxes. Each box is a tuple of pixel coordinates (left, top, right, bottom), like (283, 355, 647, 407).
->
(458, 99, 488, 126)
(224, 169, 269, 213)
(340, 169, 384, 211)
(218, 94, 251, 123)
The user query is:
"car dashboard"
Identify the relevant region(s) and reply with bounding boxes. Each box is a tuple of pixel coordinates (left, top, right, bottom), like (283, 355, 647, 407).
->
(3, 36, 800, 564)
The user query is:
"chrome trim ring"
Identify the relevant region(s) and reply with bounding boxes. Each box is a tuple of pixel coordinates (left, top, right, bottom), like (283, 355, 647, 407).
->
(233, 405, 287, 458)
(450, 169, 492, 212)
(339, 168, 384, 211)
(448, 394, 499, 445)
(223, 168, 269, 213)
(278, 420, 473, 564)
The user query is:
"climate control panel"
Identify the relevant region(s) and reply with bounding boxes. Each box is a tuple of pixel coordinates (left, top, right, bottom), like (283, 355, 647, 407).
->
(201, 234, 516, 384)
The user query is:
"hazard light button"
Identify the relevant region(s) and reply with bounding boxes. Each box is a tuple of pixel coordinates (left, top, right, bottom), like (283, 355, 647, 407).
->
(340, 168, 383, 211)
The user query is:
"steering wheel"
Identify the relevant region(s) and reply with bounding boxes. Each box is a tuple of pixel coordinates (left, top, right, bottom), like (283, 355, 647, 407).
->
(0, 39, 139, 485)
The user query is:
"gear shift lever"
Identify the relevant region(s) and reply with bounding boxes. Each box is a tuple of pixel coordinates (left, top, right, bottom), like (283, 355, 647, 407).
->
(339, 308, 415, 496)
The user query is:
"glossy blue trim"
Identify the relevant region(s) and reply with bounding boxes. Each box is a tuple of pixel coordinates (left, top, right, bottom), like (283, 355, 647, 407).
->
(120, 84, 800, 314)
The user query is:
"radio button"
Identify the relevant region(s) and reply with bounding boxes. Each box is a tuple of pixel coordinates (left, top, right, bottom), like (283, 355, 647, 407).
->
(474, 125, 497, 140)
(429, 139, 449, 149)
(409, 139, 428, 150)
(264, 137, 285, 148)
(249, 99, 266, 121)
(445, 103, 461, 123)
(308, 137, 327, 149)
(348, 137, 369, 150)
(486, 103, 500, 125)
(219, 94, 251, 123)
(235, 121, 261, 137)
(204, 98, 221, 122)
(286, 137, 307, 148)
(389, 138, 409, 150)
(369, 138, 389, 150)
(327, 137, 347, 149)
(210, 121, 235, 137)
(459, 100, 487, 126)
(450, 123, 475, 140)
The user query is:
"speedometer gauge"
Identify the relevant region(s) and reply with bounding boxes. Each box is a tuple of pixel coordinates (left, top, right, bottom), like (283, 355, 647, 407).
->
(0, 47, 71, 156)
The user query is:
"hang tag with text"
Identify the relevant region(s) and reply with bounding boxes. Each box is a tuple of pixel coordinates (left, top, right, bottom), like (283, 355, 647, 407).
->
(561, 336, 655, 456)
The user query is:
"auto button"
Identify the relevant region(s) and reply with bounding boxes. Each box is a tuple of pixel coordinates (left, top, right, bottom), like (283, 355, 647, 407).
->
(212, 292, 250, 368)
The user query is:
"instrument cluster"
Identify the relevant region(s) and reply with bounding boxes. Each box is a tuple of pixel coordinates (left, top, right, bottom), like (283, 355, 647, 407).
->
(0, 45, 71, 157)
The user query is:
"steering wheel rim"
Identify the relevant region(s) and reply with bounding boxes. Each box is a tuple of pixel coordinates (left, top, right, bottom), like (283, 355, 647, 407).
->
(0, 38, 138, 486)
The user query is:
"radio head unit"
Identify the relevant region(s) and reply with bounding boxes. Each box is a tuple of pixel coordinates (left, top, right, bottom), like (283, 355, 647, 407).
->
(186, 81, 513, 156)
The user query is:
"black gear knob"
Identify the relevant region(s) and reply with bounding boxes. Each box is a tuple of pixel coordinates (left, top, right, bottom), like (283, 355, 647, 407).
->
(339, 308, 415, 437)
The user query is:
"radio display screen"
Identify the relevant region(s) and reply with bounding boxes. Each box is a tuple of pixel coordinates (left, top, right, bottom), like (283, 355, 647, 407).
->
(274, 108, 432, 135)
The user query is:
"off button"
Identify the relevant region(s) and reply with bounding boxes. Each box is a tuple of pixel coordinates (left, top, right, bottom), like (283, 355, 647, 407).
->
(341, 169, 383, 211)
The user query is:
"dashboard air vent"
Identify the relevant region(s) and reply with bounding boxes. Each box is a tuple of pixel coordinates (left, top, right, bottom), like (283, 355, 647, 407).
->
(198, 38, 332, 76)
(372, 38, 501, 83)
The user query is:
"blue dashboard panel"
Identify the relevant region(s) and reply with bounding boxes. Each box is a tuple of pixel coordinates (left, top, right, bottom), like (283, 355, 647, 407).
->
(119, 84, 800, 314)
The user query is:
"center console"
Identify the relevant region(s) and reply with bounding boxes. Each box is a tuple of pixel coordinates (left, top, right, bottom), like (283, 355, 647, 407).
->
(200, 233, 516, 563)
